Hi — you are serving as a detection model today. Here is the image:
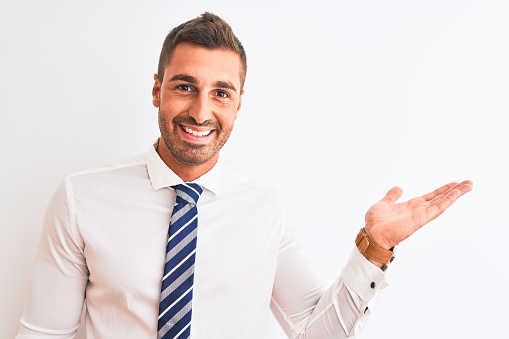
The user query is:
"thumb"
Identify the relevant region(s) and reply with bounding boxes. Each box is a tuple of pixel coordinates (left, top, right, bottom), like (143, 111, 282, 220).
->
(382, 186, 403, 203)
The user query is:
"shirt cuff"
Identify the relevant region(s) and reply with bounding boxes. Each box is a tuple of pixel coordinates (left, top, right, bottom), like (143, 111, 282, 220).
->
(341, 247, 389, 337)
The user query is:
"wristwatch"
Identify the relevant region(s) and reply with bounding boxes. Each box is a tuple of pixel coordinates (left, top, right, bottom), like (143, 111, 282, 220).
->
(355, 228, 396, 271)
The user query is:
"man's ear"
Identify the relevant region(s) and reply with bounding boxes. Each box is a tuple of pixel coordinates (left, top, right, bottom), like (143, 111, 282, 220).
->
(152, 74, 161, 108)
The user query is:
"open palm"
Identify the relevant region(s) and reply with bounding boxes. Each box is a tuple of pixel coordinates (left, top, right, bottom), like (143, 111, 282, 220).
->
(364, 180, 473, 249)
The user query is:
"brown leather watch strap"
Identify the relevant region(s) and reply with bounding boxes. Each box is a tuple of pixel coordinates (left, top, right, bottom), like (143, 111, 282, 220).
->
(355, 228, 394, 264)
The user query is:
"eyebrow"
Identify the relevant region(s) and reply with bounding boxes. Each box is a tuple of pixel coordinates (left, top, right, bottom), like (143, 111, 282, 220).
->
(215, 81, 237, 93)
(169, 74, 197, 84)
(169, 74, 237, 93)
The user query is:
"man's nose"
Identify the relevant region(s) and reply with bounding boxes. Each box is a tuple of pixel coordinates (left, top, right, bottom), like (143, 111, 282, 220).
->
(188, 93, 212, 124)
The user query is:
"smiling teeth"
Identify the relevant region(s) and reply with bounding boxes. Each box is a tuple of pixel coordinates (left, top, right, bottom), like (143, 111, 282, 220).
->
(184, 127, 211, 137)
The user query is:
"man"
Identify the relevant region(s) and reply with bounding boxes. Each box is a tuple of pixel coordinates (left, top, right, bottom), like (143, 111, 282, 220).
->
(17, 12, 473, 339)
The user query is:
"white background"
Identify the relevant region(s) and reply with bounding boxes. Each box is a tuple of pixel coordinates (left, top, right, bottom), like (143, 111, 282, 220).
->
(1, 0, 507, 338)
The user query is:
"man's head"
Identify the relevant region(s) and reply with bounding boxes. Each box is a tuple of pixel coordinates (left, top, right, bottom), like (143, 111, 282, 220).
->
(152, 12, 246, 181)
(157, 12, 247, 91)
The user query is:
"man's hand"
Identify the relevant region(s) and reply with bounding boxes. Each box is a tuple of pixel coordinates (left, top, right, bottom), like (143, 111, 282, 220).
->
(363, 180, 473, 251)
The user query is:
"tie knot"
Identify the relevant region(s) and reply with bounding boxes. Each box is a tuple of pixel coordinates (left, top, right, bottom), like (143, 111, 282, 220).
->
(172, 183, 203, 205)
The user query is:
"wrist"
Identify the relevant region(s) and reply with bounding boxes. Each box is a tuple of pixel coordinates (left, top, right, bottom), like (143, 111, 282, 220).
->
(363, 226, 393, 250)
(355, 228, 396, 271)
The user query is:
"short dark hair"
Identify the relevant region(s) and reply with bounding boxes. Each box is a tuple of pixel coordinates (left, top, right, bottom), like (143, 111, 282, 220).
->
(157, 12, 247, 89)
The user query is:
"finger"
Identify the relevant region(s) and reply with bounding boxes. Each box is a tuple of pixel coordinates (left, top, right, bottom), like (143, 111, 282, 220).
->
(427, 182, 462, 205)
(425, 191, 460, 221)
(458, 180, 474, 193)
(382, 186, 403, 203)
(425, 181, 473, 219)
(422, 181, 458, 201)
(427, 180, 473, 205)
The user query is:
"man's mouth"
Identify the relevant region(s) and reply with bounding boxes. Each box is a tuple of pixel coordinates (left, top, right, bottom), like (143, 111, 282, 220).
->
(183, 126, 212, 137)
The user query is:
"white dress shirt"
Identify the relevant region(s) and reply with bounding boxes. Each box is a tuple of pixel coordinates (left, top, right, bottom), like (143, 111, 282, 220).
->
(17, 143, 388, 339)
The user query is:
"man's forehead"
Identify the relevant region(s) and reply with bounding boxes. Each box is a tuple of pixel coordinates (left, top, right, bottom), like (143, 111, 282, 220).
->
(165, 44, 242, 86)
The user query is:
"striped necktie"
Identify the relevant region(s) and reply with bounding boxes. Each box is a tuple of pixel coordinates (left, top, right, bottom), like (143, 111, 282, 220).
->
(158, 183, 203, 339)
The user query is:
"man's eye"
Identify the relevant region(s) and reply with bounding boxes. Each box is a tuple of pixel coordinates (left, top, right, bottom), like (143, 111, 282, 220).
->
(177, 84, 192, 92)
(216, 91, 229, 98)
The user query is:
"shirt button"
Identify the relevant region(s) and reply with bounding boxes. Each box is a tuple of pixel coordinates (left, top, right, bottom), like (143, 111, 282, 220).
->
(370, 282, 376, 289)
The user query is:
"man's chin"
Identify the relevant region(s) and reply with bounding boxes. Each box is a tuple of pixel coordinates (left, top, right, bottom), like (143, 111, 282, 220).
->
(164, 138, 220, 167)
(173, 151, 217, 167)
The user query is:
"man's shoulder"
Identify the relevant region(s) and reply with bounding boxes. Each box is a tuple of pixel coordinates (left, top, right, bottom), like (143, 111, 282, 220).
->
(63, 152, 149, 192)
(68, 153, 147, 178)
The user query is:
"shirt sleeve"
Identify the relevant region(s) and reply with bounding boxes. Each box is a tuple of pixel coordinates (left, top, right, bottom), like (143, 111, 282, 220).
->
(17, 178, 89, 338)
(270, 213, 388, 338)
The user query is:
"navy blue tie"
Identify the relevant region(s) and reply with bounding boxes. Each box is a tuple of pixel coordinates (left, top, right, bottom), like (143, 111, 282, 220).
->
(158, 183, 203, 339)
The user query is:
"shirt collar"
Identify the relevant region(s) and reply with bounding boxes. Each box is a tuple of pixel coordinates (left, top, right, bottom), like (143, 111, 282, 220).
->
(146, 141, 222, 195)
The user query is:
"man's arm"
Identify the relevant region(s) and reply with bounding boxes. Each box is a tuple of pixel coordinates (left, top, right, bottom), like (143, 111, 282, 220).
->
(271, 236, 386, 338)
(271, 180, 473, 338)
(17, 179, 88, 338)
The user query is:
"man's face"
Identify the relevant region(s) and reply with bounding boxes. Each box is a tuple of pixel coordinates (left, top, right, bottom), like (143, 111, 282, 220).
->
(152, 43, 244, 169)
